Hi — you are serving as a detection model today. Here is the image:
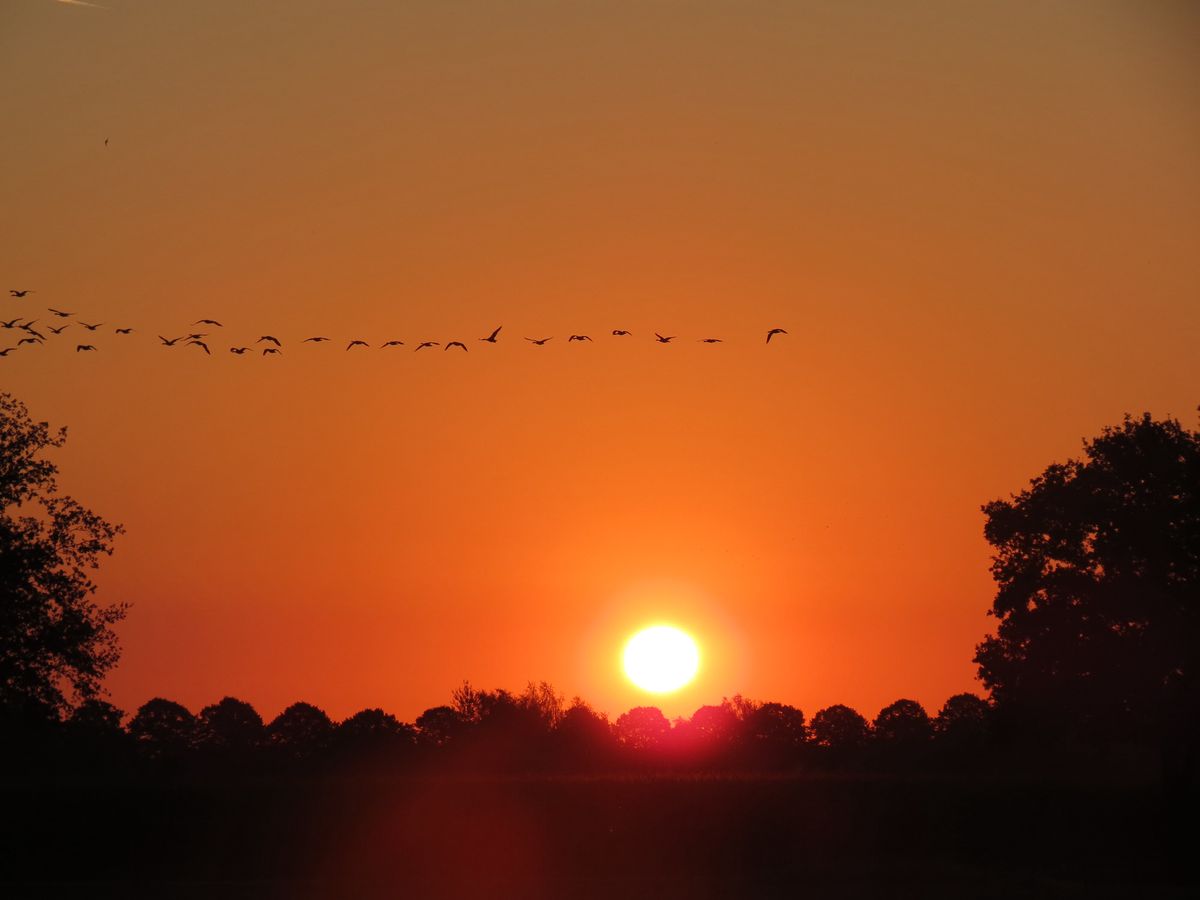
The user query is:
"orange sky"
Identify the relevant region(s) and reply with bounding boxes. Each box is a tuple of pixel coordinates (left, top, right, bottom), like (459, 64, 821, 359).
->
(2, 1, 1198, 722)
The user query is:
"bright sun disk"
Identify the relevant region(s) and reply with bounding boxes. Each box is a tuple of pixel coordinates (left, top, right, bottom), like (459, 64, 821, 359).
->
(623, 625, 700, 693)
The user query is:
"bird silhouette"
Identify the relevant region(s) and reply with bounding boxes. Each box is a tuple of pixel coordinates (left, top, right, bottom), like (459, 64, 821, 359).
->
(480, 326, 502, 343)
(445, 341, 468, 352)
(415, 341, 439, 351)
(9, 290, 33, 298)
(48, 309, 73, 318)
(346, 340, 369, 350)
(184, 333, 207, 341)
(79, 322, 103, 331)
(17, 337, 41, 346)
(525, 337, 552, 345)
(655, 333, 675, 343)
(193, 319, 223, 327)
(380, 340, 405, 348)
(612, 329, 632, 336)
(158, 335, 186, 346)
(115, 327, 134, 335)
(766, 327, 787, 344)
(0, 349, 12, 357)
(302, 336, 330, 343)
(698, 338, 723, 343)
(23, 327, 45, 340)
(262, 348, 281, 356)
(188, 340, 211, 355)
(1, 318, 21, 329)
(568, 334, 592, 342)
(48, 325, 70, 335)
(75, 345, 96, 352)
(230, 347, 250, 355)
(257, 335, 282, 346)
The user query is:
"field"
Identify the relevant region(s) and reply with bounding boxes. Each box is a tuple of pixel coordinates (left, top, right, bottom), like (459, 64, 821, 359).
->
(3, 773, 1191, 899)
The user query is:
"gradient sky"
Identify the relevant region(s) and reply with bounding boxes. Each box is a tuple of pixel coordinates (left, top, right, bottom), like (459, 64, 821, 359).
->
(2, 0, 1198, 723)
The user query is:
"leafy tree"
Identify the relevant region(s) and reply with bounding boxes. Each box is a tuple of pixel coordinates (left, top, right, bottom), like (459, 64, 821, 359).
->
(415, 705, 465, 747)
(744, 701, 807, 747)
(198, 697, 265, 752)
(337, 707, 415, 750)
(809, 704, 869, 751)
(615, 706, 670, 751)
(0, 393, 126, 718)
(974, 412, 1200, 755)
(933, 693, 990, 747)
(127, 698, 196, 756)
(873, 699, 932, 745)
(268, 701, 334, 758)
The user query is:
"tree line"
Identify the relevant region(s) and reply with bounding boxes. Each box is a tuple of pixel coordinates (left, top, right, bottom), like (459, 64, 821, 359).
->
(8, 681, 994, 778)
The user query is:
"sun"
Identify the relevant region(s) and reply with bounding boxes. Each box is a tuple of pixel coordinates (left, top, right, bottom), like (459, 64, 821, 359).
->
(622, 625, 700, 693)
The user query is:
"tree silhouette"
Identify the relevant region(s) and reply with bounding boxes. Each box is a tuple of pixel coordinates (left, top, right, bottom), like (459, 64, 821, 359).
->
(128, 698, 196, 757)
(0, 393, 125, 719)
(974, 412, 1200, 765)
(615, 706, 671, 752)
(933, 693, 990, 749)
(873, 699, 932, 745)
(809, 704, 869, 753)
(415, 705, 465, 747)
(198, 697, 265, 754)
(268, 701, 334, 759)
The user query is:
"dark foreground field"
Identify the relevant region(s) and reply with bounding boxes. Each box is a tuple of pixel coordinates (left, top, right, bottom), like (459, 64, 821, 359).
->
(2, 773, 1193, 899)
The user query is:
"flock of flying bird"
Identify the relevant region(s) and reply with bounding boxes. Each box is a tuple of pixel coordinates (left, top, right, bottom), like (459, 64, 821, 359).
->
(2, 289, 789, 358)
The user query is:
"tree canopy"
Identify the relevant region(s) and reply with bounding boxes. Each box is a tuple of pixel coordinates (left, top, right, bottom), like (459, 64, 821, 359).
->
(974, 411, 1200, 745)
(0, 393, 125, 719)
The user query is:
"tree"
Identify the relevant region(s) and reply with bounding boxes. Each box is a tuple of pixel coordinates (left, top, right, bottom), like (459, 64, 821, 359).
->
(614, 706, 671, 752)
(415, 705, 464, 747)
(127, 698, 196, 757)
(0, 393, 126, 718)
(873, 699, 932, 745)
(809, 704, 869, 752)
(197, 697, 265, 752)
(974, 412, 1200, 757)
(268, 701, 334, 759)
(934, 693, 990, 748)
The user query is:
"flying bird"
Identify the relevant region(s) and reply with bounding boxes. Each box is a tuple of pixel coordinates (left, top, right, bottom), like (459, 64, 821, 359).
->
(229, 347, 250, 355)
(612, 329, 632, 336)
(75, 345, 96, 352)
(115, 327, 134, 334)
(79, 322, 103, 331)
(415, 341, 439, 351)
(187, 340, 211, 355)
(0, 349, 12, 357)
(257, 335, 281, 346)
(654, 333, 675, 343)
(1, 318, 21, 329)
(302, 336, 330, 343)
(766, 327, 788, 344)
(568, 334, 592, 342)
(17, 337, 41, 346)
(48, 325, 70, 335)
(48, 309, 73, 318)
(380, 340, 405, 348)
(346, 340, 369, 350)
(262, 348, 281, 356)
(479, 326, 502, 343)
(193, 319, 223, 327)
(9, 290, 33, 298)
(525, 337, 552, 345)
(158, 335, 185, 346)
(185, 333, 208, 341)
(698, 338, 723, 343)
(445, 341, 468, 352)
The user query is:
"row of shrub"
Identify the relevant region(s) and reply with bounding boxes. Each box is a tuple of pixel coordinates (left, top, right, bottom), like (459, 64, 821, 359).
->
(4, 682, 999, 777)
